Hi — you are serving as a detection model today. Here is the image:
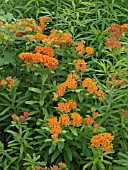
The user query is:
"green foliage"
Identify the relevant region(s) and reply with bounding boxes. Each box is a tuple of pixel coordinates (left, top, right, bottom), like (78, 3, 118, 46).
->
(0, 1, 128, 169)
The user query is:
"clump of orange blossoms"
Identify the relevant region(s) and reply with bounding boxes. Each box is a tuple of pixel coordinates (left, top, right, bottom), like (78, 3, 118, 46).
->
(59, 114, 70, 127)
(56, 82, 67, 97)
(19, 51, 58, 69)
(75, 59, 86, 71)
(86, 47, 94, 55)
(55, 72, 79, 97)
(84, 117, 94, 125)
(82, 78, 98, 94)
(0, 76, 14, 88)
(76, 43, 85, 55)
(120, 24, 128, 31)
(48, 117, 62, 135)
(91, 133, 114, 153)
(71, 112, 82, 127)
(121, 109, 128, 117)
(66, 75, 77, 90)
(58, 100, 77, 113)
(51, 165, 59, 170)
(96, 90, 104, 101)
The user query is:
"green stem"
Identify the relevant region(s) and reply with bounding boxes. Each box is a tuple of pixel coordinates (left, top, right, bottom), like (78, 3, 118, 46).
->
(82, 161, 93, 170)
(39, 76, 44, 117)
(99, 87, 115, 125)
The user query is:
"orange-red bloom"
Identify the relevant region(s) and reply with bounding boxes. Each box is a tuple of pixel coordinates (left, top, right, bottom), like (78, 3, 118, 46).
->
(84, 117, 94, 125)
(76, 43, 85, 55)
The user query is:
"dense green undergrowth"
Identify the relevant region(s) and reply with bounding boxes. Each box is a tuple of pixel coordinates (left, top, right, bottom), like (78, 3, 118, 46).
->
(0, 0, 128, 170)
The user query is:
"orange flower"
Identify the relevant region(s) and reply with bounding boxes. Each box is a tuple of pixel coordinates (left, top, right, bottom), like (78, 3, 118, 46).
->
(76, 43, 85, 55)
(48, 117, 62, 135)
(84, 117, 94, 125)
(75, 59, 86, 71)
(121, 109, 128, 117)
(94, 123, 100, 128)
(41, 46, 54, 57)
(67, 72, 79, 81)
(60, 32, 72, 43)
(51, 166, 60, 170)
(82, 78, 98, 93)
(58, 100, 77, 113)
(11, 114, 17, 119)
(66, 77, 77, 90)
(86, 47, 94, 55)
(59, 162, 67, 169)
(6, 76, 14, 88)
(91, 133, 114, 153)
(96, 90, 104, 101)
(19, 115, 25, 122)
(34, 46, 44, 53)
(56, 82, 67, 96)
(120, 24, 128, 31)
(71, 112, 82, 126)
(59, 114, 70, 127)
(34, 33, 46, 40)
(48, 118, 58, 127)
(93, 112, 98, 117)
(96, 90, 104, 97)
(45, 57, 59, 69)
(0, 80, 7, 86)
(50, 122, 62, 135)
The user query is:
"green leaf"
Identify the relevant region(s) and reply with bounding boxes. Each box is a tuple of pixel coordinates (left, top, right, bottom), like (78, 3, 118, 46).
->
(65, 144, 72, 161)
(6, 12, 14, 22)
(28, 87, 41, 94)
(25, 101, 38, 105)
(69, 126, 78, 136)
(51, 150, 61, 162)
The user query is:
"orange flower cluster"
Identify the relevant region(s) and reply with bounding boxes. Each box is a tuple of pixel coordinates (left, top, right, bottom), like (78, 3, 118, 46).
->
(96, 90, 104, 101)
(12, 112, 30, 123)
(56, 72, 79, 97)
(86, 47, 94, 55)
(39, 17, 52, 30)
(58, 100, 77, 113)
(71, 112, 82, 127)
(120, 24, 128, 31)
(51, 162, 66, 170)
(19, 50, 58, 69)
(121, 109, 128, 117)
(48, 117, 62, 135)
(106, 76, 126, 89)
(59, 114, 70, 127)
(75, 59, 86, 71)
(58, 162, 67, 169)
(76, 43, 85, 55)
(46, 29, 72, 47)
(91, 133, 114, 153)
(93, 123, 100, 133)
(0, 76, 14, 88)
(84, 117, 94, 125)
(56, 82, 67, 96)
(66, 75, 77, 90)
(51, 166, 59, 170)
(82, 78, 98, 94)
(67, 72, 79, 81)
(34, 46, 54, 57)
(33, 33, 47, 41)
